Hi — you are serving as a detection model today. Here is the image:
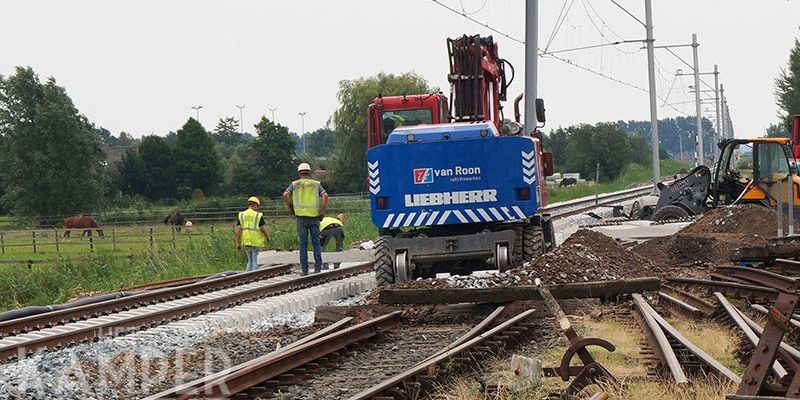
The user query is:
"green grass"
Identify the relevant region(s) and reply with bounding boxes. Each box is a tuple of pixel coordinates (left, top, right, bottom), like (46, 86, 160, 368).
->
(546, 160, 689, 203)
(0, 211, 377, 311)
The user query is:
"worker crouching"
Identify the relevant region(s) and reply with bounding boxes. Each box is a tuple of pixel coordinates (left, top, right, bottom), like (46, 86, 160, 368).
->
(320, 213, 346, 269)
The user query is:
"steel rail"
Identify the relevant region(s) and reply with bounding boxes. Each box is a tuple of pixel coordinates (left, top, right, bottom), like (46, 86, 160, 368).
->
(751, 304, 800, 330)
(666, 277, 778, 301)
(738, 304, 800, 362)
(190, 311, 403, 399)
(716, 266, 800, 292)
(143, 317, 355, 400)
(714, 293, 788, 380)
(657, 291, 702, 319)
(0, 264, 293, 338)
(418, 305, 505, 364)
(661, 284, 717, 316)
(543, 186, 651, 219)
(633, 293, 741, 384)
(0, 263, 373, 361)
(632, 294, 688, 384)
(347, 309, 537, 400)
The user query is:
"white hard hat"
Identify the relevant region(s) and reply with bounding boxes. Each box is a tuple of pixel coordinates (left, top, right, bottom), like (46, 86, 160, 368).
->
(297, 162, 311, 172)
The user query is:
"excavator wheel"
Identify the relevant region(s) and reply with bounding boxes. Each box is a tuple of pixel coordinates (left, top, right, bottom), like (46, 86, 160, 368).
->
(374, 235, 395, 286)
(652, 205, 691, 222)
(523, 224, 546, 263)
(512, 225, 525, 268)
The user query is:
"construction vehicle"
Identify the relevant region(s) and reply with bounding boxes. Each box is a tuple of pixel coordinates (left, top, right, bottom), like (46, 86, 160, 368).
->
(635, 115, 800, 221)
(366, 35, 555, 285)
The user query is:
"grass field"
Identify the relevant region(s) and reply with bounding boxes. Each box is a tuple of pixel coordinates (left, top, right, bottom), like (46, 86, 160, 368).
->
(546, 160, 689, 203)
(0, 211, 377, 311)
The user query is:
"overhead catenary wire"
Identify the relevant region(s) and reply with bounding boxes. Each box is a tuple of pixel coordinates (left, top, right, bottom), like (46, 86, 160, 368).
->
(428, 0, 688, 117)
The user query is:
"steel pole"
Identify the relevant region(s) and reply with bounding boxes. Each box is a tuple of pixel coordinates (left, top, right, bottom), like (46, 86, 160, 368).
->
(713, 65, 721, 160)
(644, 0, 661, 193)
(269, 107, 277, 122)
(299, 112, 307, 154)
(524, 0, 539, 133)
(236, 104, 245, 134)
(692, 34, 703, 166)
(720, 84, 726, 139)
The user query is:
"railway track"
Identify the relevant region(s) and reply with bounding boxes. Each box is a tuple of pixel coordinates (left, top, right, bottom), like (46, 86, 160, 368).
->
(150, 306, 537, 399)
(0, 262, 373, 362)
(542, 185, 652, 219)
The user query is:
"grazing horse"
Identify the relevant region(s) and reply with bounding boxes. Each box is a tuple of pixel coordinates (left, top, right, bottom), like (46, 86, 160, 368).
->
(559, 177, 578, 188)
(63, 216, 104, 238)
(164, 210, 185, 233)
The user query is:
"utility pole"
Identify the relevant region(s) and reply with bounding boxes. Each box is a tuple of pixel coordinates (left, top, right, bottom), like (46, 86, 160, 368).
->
(713, 65, 721, 160)
(236, 104, 245, 134)
(298, 112, 307, 154)
(719, 84, 726, 139)
(191, 105, 203, 122)
(269, 107, 278, 122)
(644, 0, 661, 193)
(679, 134, 683, 164)
(692, 33, 704, 166)
(524, 0, 539, 133)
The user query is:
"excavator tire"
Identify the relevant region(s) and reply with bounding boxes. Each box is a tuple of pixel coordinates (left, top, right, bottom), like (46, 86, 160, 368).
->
(374, 235, 395, 286)
(652, 205, 691, 222)
(512, 225, 524, 268)
(523, 224, 546, 263)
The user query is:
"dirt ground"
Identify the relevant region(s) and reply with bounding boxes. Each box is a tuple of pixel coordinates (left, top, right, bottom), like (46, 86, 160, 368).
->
(633, 205, 785, 268)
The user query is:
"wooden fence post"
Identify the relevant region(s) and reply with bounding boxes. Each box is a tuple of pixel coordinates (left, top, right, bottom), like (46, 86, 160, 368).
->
(32, 231, 37, 254)
(54, 229, 60, 253)
(89, 234, 94, 253)
(149, 227, 154, 248)
(211, 225, 215, 234)
(1, 232, 4, 255)
(171, 228, 176, 249)
(112, 228, 117, 252)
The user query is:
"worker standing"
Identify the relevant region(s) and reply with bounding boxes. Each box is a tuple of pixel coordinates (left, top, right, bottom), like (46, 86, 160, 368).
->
(283, 163, 328, 275)
(320, 213, 346, 269)
(235, 196, 271, 272)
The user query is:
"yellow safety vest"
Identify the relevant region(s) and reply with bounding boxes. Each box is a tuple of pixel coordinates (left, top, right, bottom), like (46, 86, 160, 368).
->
(320, 217, 342, 231)
(238, 208, 265, 248)
(291, 178, 321, 217)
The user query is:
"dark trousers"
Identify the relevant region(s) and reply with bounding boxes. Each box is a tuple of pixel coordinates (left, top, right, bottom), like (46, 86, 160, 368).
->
(320, 225, 344, 269)
(296, 216, 322, 275)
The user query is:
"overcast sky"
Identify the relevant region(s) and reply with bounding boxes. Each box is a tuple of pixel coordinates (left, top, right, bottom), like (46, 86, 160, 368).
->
(1, 1, 798, 139)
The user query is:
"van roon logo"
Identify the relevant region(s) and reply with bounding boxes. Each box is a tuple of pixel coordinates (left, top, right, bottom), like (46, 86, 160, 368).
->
(413, 168, 433, 184)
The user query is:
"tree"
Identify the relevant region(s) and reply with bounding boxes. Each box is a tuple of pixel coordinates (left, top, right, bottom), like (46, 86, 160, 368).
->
(562, 123, 632, 181)
(331, 72, 435, 192)
(175, 118, 221, 196)
(617, 117, 715, 160)
(0, 67, 107, 217)
(544, 128, 569, 171)
(303, 127, 335, 158)
(139, 135, 177, 199)
(233, 117, 297, 196)
(627, 132, 652, 167)
(116, 149, 148, 196)
(776, 36, 800, 126)
(213, 117, 245, 145)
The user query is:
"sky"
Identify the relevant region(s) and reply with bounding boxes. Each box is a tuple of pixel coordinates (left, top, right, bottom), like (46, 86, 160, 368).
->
(1, 0, 798, 140)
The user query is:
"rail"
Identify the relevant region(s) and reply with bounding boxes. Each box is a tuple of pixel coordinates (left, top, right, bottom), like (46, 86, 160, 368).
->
(0, 264, 292, 338)
(348, 309, 537, 399)
(542, 185, 651, 219)
(0, 262, 374, 361)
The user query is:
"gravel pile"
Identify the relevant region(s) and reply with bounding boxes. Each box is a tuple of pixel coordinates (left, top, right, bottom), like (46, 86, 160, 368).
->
(368, 230, 657, 299)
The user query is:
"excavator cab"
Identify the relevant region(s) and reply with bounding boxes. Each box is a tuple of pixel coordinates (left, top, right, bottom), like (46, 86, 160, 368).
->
(367, 94, 449, 148)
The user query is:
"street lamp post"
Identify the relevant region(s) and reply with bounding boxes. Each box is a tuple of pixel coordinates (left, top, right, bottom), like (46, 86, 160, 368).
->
(236, 104, 245, 134)
(298, 112, 307, 154)
(269, 107, 278, 122)
(191, 105, 203, 122)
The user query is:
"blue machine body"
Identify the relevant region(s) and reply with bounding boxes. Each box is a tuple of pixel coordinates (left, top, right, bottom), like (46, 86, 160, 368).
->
(367, 122, 541, 229)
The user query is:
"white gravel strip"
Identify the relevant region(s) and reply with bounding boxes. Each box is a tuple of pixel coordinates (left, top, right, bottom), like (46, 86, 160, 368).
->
(0, 273, 374, 400)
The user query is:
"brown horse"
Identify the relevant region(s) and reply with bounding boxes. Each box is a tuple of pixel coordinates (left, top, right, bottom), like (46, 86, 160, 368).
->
(63, 216, 104, 238)
(163, 210, 185, 233)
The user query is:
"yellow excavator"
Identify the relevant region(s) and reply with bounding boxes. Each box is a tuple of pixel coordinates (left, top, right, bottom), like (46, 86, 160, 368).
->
(635, 115, 800, 222)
